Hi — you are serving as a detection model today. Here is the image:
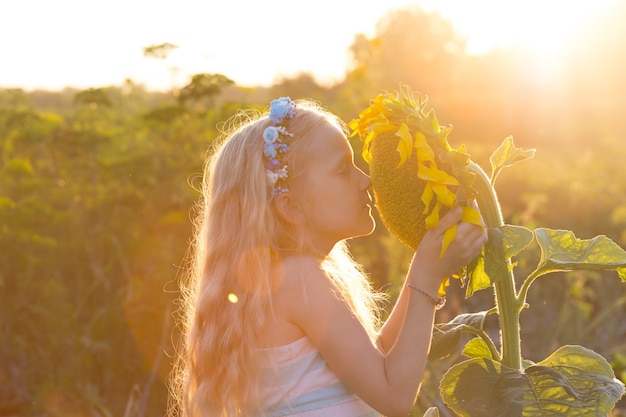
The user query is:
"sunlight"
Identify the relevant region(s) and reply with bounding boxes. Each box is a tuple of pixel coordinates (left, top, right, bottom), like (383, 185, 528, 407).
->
(1, 0, 621, 91)
(428, 0, 621, 83)
(441, 0, 619, 57)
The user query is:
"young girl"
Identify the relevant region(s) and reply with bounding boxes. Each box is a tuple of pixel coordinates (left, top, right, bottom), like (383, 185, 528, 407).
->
(171, 98, 487, 417)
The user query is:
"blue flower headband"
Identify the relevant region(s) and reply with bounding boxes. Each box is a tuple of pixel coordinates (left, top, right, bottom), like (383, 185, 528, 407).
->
(263, 97, 296, 195)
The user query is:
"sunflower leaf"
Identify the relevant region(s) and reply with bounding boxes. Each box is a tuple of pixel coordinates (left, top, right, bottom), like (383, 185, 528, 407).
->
(489, 136, 535, 184)
(531, 228, 626, 281)
(502, 224, 534, 259)
(429, 312, 488, 360)
(440, 346, 626, 417)
(462, 337, 494, 360)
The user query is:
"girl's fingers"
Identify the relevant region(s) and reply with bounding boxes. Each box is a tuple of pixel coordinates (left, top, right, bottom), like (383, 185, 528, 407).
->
(435, 207, 463, 236)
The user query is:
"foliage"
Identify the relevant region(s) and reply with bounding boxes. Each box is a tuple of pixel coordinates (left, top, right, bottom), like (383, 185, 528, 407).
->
(177, 73, 234, 108)
(0, 85, 209, 416)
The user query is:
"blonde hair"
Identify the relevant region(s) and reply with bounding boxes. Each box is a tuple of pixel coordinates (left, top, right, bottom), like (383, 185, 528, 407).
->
(169, 100, 385, 417)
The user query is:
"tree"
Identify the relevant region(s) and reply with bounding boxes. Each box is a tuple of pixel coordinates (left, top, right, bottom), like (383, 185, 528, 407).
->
(143, 43, 178, 60)
(73, 88, 112, 108)
(346, 5, 466, 99)
(177, 73, 234, 109)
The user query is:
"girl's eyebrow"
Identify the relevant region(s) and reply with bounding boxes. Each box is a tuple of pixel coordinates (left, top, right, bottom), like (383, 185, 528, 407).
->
(331, 147, 351, 166)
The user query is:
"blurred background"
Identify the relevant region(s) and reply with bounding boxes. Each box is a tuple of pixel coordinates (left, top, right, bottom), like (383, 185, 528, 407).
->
(1, 1, 625, 416)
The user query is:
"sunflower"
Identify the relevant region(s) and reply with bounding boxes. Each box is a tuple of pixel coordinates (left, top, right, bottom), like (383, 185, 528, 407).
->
(350, 85, 483, 296)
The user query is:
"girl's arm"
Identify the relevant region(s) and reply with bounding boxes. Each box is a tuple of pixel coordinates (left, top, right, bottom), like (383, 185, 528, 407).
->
(285, 207, 487, 417)
(375, 276, 410, 354)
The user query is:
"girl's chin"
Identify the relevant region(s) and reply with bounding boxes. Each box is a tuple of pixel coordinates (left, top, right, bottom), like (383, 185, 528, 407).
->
(356, 216, 376, 237)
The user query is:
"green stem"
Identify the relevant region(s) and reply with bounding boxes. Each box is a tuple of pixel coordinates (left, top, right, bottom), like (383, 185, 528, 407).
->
(468, 162, 522, 370)
(463, 326, 502, 362)
(517, 270, 541, 308)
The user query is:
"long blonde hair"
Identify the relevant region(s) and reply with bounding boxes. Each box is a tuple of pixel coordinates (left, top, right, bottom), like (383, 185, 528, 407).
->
(170, 100, 385, 417)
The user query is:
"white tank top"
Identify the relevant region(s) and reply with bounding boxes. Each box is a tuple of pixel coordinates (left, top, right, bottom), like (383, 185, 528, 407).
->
(257, 337, 380, 417)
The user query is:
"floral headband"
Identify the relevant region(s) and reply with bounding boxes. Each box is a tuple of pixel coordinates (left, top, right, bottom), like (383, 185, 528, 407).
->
(263, 97, 296, 195)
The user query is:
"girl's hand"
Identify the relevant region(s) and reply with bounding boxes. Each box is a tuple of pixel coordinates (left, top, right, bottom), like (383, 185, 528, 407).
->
(413, 206, 487, 288)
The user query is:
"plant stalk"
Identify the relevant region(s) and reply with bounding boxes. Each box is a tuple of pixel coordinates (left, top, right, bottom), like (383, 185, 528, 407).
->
(468, 162, 522, 370)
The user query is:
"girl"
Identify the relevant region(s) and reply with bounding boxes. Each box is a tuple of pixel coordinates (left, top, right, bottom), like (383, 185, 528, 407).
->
(171, 98, 487, 417)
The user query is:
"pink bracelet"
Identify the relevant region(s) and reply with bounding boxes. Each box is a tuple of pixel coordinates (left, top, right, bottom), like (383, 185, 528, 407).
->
(407, 283, 446, 310)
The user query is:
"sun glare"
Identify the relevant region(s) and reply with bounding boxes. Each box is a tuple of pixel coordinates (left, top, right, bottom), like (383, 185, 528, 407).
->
(428, 0, 620, 82)
(439, 0, 618, 56)
(1, 0, 621, 91)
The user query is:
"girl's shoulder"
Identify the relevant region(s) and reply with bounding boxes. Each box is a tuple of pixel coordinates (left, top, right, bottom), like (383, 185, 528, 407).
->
(266, 255, 332, 344)
(277, 255, 336, 292)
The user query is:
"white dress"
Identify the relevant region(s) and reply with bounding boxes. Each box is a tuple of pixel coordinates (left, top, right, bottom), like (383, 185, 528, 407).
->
(257, 337, 380, 417)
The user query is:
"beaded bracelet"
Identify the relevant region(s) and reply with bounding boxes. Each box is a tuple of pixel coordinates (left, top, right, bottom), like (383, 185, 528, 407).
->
(407, 283, 446, 310)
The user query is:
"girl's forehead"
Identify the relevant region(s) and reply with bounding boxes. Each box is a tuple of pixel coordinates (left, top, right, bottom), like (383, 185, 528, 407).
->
(306, 121, 349, 154)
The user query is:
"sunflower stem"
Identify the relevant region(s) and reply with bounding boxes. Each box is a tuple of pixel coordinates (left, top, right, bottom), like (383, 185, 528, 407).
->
(468, 162, 522, 370)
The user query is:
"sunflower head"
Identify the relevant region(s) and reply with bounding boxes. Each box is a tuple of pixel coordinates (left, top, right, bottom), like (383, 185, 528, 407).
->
(350, 85, 482, 295)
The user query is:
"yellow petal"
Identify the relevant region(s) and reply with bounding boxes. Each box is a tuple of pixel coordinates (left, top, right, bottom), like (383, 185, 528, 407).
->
(461, 206, 484, 229)
(413, 131, 435, 163)
(395, 123, 412, 167)
(431, 182, 456, 207)
(361, 130, 376, 163)
(438, 278, 450, 297)
(417, 164, 460, 186)
(428, 110, 440, 133)
(371, 123, 396, 134)
(421, 182, 434, 214)
(425, 201, 441, 230)
(396, 143, 410, 167)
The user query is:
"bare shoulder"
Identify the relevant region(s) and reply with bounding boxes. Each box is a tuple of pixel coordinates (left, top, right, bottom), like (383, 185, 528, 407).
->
(275, 255, 329, 291)
(271, 255, 337, 323)
(263, 256, 330, 345)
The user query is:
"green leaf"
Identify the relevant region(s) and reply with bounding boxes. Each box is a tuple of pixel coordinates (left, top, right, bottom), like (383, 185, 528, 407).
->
(529, 345, 626, 414)
(466, 227, 514, 297)
(429, 312, 488, 360)
(532, 228, 626, 281)
(440, 345, 626, 417)
(489, 136, 535, 184)
(440, 357, 512, 417)
(484, 227, 509, 283)
(466, 249, 490, 297)
(502, 224, 534, 259)
(462, 337, 494, 360)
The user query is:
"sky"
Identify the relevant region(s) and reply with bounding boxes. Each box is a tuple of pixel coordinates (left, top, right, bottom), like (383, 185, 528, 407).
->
(0, 0, 619, 91)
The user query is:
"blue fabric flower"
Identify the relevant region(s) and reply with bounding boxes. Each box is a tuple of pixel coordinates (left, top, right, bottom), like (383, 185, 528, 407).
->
(264, 97, 296, 195)
(269, 97, 295, 124)
(263, 142, 277, 159)
(263, 126, 279, 143)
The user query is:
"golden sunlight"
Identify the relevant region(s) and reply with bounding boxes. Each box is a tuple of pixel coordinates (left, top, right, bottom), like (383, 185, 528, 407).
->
(432, 0, 621, 84)
(442, 0, 619, 56)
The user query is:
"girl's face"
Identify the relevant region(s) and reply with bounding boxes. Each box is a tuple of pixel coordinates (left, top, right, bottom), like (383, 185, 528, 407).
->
(296, 121, 375, 252)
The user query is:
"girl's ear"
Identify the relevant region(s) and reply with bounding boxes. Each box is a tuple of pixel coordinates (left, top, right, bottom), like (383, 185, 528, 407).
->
(273, 193, 305, 225)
